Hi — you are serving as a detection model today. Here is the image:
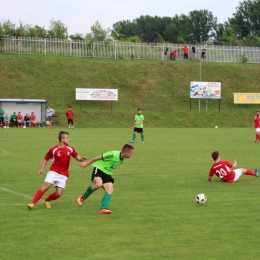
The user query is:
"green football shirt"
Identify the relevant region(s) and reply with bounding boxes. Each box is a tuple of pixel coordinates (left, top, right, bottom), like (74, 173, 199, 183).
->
(0, 109, 4, 118)
(135, 114, 144, 128)
(92, 150, 124, 175)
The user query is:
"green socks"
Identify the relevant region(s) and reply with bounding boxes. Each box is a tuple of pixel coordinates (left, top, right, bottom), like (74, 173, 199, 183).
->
(141, 133, 144, 141)
(131, 134, 136, 142)
(82, 185, 95, 199)
(100, 193, 112, 209)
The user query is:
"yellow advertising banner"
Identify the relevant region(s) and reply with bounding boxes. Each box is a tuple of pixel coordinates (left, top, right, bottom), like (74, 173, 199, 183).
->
(234, 93, 260, 104)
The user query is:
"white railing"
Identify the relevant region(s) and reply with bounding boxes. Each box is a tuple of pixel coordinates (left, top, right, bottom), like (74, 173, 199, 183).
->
(1, 36, 260, 63)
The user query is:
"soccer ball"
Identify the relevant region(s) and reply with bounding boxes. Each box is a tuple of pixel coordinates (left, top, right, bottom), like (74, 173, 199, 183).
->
(23, 126, 26, 128)
(196, 193, 207, 204)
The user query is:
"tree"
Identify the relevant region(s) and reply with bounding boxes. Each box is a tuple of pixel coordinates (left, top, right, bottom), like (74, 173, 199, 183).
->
(229, 0, 260, 38)
(28, 25, 47, 38)
(220, 28, 239, 45)
(48, 19, 68, 39)
(69, 33, 84, 40)
(188, 10, 218, 43)
(0, 20, 16, 37)
(86, 21, 110, 42)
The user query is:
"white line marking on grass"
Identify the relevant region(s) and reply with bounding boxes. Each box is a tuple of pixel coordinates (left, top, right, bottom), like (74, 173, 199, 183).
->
(0, 149, 8, 157)
(0, 187, 32, 199)
(0, 204, 28, 206)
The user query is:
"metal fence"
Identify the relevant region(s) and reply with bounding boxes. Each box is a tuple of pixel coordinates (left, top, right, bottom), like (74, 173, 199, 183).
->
(1, 36, 260, 63)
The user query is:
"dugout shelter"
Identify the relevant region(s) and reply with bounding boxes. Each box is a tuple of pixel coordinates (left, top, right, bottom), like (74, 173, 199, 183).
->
(0, 99, 48, 125)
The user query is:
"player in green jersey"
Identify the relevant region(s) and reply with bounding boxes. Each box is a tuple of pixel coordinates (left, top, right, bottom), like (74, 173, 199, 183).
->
(130, 108, 144, 143)
(77, 144, 134, 214)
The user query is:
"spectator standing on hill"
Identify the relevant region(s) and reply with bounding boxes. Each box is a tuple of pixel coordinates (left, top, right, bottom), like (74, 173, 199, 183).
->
(201, 46, 206, 61)
(130, 109, 145, 144)
(252, 111, 260, 143)
(170, 49, 176, 60)
(77, 144, 134, 214)
(17, 112, 23, 128)
(10, 112, 17, 127)
(28, 131, 87, 210)
(46, 106, 55, 128)
(182, 45, 189, 61)
(208, 151, 258, 183)
(66, 107, 74, 129)
(192, 44, 196, 61)
(0, 106, 4, 125)
(24, 114, 31, 127)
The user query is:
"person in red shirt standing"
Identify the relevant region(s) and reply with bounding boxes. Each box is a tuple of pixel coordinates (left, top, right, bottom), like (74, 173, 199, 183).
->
(28, 131, 87, 209)
(30, 112, 37, 127)
(182, 45, 189, 61)
(208, 151, 258, 183)
(17, 112, 23, 128)
(252, 111, 260, 142)
(66, 107, 74, 129)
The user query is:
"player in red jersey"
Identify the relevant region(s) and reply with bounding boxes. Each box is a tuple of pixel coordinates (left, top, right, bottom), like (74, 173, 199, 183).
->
(28, 131, 87, 209)
(30, 112, 37, 127)
(252, 111, 260, 142)
(17, 112, 23, 128)
(208, 151, 258, 183)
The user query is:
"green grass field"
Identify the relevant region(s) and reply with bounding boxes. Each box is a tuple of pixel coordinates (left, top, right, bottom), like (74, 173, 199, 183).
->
(1, 127, 260, 260)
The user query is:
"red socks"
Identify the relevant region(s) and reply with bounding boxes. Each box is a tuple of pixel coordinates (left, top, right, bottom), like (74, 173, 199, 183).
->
(31, 189, 44, 204)
(45, 192, 59, 202)
(245, 170, 256, 176)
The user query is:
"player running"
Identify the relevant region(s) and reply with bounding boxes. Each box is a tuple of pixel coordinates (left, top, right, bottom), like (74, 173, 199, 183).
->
(77, 144, 134, 214)
(208, 151, 258, 183)
(252, 111, 260, 143)
(28, 131, 87, 209)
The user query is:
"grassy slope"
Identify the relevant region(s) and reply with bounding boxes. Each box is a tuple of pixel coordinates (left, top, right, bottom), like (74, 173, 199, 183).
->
(0, 53, 260, 127)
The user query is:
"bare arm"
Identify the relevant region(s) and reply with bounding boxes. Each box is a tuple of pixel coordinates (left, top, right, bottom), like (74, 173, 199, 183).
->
(135, 120, 144, 126)
(38, 159, 48, 176)
(79, 155, 102, 169)
(74, 154, 87, 162)
(232, 160, 237, 168)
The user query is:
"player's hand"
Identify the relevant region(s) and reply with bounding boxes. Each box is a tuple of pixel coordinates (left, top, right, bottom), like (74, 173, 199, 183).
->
(80, 156, 87, 162)
(37, 169, 44, 176)
(79, 161, 89, 169)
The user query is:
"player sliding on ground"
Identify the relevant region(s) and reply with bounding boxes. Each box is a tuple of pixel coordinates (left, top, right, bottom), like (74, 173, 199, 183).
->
(208, 151, 258, 183)
(28, 131, 87, 209)
(77, 144, 134, 214)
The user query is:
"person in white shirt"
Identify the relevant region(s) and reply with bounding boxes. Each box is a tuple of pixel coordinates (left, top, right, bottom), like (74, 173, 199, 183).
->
(46, 106, 55, 128)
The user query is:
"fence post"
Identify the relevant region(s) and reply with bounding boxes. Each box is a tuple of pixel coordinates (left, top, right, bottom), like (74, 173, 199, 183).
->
(69, 39, 72, 56)
(114, 41, 117, 59)
(44, 38, 46, 55)
(162, 44, 164, 60)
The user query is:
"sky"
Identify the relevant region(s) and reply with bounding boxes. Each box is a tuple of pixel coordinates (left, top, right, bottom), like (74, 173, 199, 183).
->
(0, 0, 240, 36)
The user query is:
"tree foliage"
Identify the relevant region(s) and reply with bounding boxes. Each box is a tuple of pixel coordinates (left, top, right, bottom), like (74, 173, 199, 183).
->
(229, 0, 260, 38)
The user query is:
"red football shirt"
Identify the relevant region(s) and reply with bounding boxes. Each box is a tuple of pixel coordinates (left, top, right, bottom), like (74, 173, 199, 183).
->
(66, 110, 74, 120)
(44, 145, 78, 177)
(17, 115, 23, 120)
(208, 160, 235, 182)
(254, 116, 260, 128)
(30, 115, 36, 121)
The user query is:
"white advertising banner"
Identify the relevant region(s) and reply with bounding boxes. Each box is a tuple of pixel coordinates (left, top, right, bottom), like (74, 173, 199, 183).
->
(190, 82, 221, 99)
(76, 88, 118, 101)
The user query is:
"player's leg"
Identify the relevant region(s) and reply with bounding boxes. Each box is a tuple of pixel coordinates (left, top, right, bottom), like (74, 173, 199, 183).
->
(140, 129, 144, 143)
(242, 167, 258, 177)
(77, 168, 102, 206)
(255, 128, 260, 143)
(44, 174, 67, 208)
(130, 129, 137, 143)
(99, 180, 114, 214)
(71, 119, 74, 129)
(28, 182, 52, 209)
(68, 119, 70, 128)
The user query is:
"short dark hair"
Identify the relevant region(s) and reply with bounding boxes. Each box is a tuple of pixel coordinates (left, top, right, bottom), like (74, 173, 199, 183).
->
(122, 144, 134, 152)
(59, 131, 69, 141)
(211, 151, 219, 161)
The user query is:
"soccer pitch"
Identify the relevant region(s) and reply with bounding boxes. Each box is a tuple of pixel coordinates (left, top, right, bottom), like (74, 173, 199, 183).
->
(1, 128, 260, 260)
